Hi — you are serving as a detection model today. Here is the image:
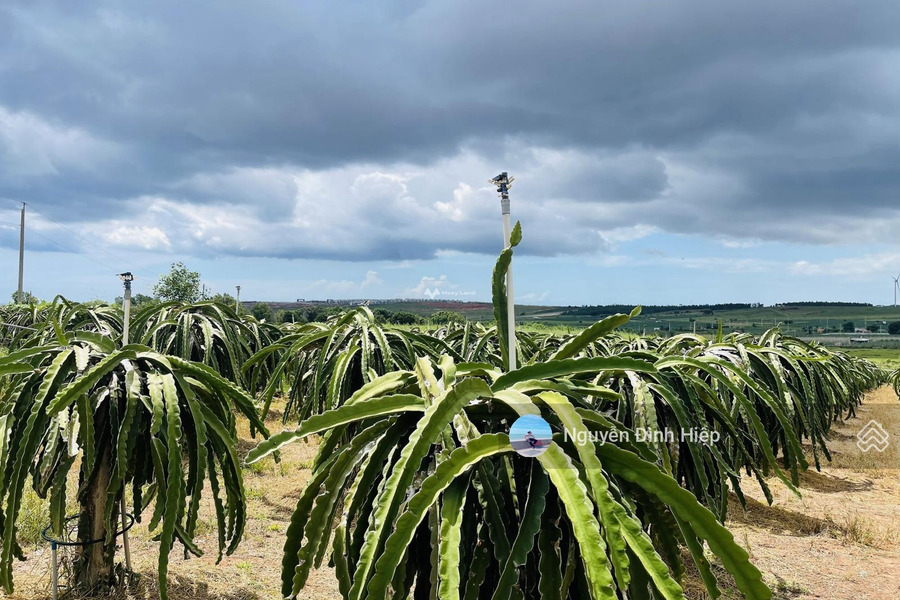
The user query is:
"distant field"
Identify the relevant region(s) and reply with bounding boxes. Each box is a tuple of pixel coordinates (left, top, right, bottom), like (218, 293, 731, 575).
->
(838, 347, 900, 371)
(252, 298, 900, 342)
(388, 301, 900, 338)
(540, 304, 900, 337)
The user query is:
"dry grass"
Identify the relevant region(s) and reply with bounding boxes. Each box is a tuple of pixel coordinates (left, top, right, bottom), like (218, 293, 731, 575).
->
(7, 389, 900, 600)
(835, 514, 899, 549)
(7, 401, 339, 600)
(724, 384, 900, 599)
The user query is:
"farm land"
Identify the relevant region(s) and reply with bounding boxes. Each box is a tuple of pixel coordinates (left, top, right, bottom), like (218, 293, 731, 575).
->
(0, 292, 900, 600)
(7, 393, 900, 600)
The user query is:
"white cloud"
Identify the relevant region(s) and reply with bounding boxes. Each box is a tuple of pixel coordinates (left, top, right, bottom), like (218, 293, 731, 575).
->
(597, 224, 657, 249)
(104, 225, 171, 251)
(14, 136, 900, 269)
(0, 106, 121, 179)
(307, 270, 383, 294)
(176, 167, 300, 219)
(405, 274, 456, 297)
(361, 269, 381, 287)
(668, 256, 776, 273)
(307, 278, 358, 294)
(718, 238, 762, 249)
(434, 182, 493, 223)
(789, 253, 900, 279)
(75, 144, 673, 261)
(519, 291, 550, 302)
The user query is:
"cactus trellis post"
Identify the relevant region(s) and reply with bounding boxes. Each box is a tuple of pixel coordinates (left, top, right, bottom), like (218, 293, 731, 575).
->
(116, 272, 134, 573)
(491, 172, 517, 370)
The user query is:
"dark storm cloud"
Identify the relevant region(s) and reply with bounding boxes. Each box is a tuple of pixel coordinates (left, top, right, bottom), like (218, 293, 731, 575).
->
(0, 0, 898, 258)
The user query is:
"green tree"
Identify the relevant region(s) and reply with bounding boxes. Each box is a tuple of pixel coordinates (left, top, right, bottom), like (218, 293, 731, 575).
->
(841, 321, 855, 333)
(888, 321, 900, 335)
(281, 309, 305, 323)
(373, 308, 394, 322)
(391, 311, 421, 325)
(303, 306, 334, 322)
(430, 310, 465, 324)
(373, 308, 422, 325)
(9, 291, 38, 305)
(152, 262, 202, 303)
(114, 293, 156, 308)
(251, 302, 274, 321)
(866, 324, 880, 333)
(132, 293, 155, 307)
(0, 337, 266, 597)
(208, 292, 235, 306)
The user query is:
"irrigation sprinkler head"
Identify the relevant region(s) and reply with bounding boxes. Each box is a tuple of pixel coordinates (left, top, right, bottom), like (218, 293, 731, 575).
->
(117, 272, 134, 290)
(490, 172, 514, 214)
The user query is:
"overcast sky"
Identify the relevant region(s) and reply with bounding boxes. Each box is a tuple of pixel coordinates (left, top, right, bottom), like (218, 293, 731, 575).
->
(2, 0, 900, 305)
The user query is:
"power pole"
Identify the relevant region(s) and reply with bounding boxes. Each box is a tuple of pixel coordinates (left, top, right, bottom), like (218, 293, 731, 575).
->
(235, 285, 241, 314)
(490, 173, 517, 370)
(17, 203, 25, 303)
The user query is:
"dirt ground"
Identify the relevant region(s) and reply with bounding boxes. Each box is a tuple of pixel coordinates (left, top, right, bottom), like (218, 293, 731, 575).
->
(724, 385, 900, 600)
(5, 388, 900, 600)
(6, 405, 340, 600)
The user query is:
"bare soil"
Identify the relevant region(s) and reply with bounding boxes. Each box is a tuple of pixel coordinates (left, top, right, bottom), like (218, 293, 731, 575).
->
(721, 384, 900, 600)
(7, 388, 900, 600)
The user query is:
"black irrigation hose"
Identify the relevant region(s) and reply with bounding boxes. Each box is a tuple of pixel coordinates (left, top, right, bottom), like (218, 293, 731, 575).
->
(41, 513, 135, 547)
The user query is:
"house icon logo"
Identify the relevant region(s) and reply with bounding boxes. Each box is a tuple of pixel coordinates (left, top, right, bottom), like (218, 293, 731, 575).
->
(856, 420, 889, 453)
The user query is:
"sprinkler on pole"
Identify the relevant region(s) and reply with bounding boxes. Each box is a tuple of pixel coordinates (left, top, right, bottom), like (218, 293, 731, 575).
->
(116, 272, 134, 573)
(235, 285, 241, 314)
(118, 273, 134, 345)
(490, 172, 517, 370)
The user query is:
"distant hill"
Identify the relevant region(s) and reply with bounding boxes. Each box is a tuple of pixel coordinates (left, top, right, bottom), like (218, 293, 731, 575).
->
(239, 299, 900, 338)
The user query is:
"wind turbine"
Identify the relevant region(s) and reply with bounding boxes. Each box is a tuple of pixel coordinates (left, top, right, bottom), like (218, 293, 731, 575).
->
(893, 273, 900, 307)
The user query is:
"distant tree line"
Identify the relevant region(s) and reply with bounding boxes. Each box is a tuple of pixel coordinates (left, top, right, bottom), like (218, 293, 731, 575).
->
(777, 301, 874, 307)
(252, 304, 342, 323)
(245, 304, 467, 326)
(563, 303, 754, 317)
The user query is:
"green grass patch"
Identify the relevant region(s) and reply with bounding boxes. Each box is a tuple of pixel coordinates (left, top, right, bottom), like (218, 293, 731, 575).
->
(837, 347, 900, 370)
(17, 487, 50, 547)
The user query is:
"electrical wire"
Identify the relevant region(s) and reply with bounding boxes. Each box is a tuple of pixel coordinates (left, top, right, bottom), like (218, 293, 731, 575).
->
(23, 201, 155, 279)
(26, 228, 123, 274)
(2, 199, 160, 282)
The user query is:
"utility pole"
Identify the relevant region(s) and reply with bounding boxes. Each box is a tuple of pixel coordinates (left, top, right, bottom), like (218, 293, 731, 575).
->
(490, 172, 517, 370)
(235, 285, 241, 314)
(17, 203, 25, 303)
(116, 272, 134, 573)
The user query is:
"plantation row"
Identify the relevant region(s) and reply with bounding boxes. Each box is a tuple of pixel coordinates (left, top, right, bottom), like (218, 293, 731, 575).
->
(0, 246, 888, 600)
